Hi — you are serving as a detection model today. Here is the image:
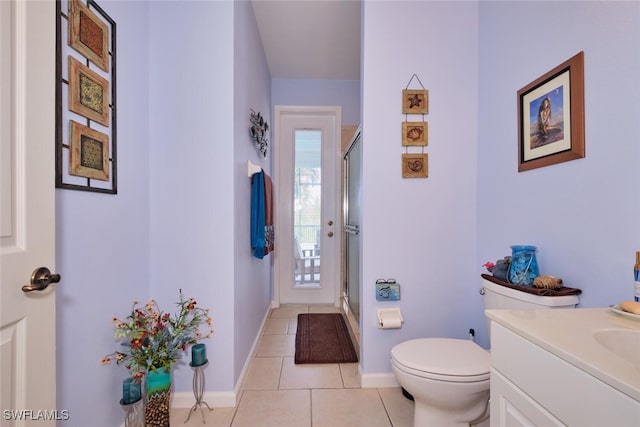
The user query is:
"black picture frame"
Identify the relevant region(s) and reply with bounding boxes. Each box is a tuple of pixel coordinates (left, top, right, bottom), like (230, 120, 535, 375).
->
(56, 0, 117, 194)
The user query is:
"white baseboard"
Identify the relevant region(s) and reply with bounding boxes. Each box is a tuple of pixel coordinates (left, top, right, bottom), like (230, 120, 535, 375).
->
(171, 305, 271, 410)
(360, 372, 399, 388)
(231, 306, 271, 402)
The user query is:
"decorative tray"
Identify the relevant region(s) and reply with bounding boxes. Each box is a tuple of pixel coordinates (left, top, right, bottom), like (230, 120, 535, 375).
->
(609, 304, 640, 321)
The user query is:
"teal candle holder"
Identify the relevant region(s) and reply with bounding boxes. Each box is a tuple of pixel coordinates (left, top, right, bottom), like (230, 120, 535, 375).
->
(191, 343, 207, 367)
(122, 377, 141, 405)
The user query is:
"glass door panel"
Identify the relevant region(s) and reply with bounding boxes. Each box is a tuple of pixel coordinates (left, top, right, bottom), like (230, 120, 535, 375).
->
(293, 130, 322, 287)
(344, 132, 361, 321)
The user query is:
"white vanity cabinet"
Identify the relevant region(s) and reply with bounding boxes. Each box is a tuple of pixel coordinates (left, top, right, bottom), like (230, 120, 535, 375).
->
(488, 317, 640, 427)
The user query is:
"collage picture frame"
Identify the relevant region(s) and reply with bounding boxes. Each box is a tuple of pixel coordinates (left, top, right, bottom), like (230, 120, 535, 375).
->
(56, 0, 117, 194)
(401, 76, 429, 178)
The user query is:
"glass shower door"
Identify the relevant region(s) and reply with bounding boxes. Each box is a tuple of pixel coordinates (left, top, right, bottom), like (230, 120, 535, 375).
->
(344, 131, 361, 322)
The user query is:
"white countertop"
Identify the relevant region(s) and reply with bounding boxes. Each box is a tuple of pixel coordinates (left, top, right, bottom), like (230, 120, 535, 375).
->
(485, 307, 640, 402)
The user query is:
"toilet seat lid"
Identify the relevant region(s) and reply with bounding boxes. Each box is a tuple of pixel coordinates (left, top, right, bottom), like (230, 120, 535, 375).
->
(391, 338, 490, 379)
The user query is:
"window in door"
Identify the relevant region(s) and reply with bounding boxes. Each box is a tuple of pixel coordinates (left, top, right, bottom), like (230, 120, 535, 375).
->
(293, 130, 322, 287)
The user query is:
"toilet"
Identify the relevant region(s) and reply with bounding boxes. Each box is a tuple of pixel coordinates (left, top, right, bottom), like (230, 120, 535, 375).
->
(391, 276, 580, 427)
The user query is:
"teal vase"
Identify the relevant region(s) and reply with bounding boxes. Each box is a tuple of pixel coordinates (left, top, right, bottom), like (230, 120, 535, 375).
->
(145, 369, 171, 427)
(508, 245, 539, 287)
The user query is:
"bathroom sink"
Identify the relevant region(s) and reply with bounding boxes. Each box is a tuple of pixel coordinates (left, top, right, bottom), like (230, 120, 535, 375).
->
(593, 328, 640, 370)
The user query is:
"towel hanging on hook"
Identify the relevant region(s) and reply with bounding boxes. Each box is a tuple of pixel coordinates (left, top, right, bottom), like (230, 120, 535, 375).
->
(250, 166, 274, 258)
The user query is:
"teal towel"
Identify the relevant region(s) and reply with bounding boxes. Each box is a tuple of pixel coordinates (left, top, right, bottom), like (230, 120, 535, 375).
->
(251, 171, 266, 259)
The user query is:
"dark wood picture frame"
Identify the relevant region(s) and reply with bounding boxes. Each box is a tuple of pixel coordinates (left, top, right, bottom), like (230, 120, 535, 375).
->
(402, 121, 428, 146)
(517, 51, 585, 172)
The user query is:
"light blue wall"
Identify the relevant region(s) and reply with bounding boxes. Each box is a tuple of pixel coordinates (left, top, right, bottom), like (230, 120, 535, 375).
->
(56, 1, 151, 425)
(476, 1, 640, 347)
(56, 1, 271, 426)
(233, 0, 273, 383)
(358, 0, 640, 376)
(272, 78, 361, 125)
(361, 0, 480, 376)
(148, 0, 272, 399)
(149, 0, 236, 394)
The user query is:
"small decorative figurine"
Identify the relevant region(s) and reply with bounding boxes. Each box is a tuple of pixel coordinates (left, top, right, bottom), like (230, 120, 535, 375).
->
(250, 109, 269, 158)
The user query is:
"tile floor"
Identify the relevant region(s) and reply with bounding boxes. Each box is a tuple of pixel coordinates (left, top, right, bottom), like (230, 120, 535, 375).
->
(170, 305, 414, 427)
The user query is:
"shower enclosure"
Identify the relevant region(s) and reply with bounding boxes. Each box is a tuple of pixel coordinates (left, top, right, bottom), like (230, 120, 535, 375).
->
(343, 129, 361, 322)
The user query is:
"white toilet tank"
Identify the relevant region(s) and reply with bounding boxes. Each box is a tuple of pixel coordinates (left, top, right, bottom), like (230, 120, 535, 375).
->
(482, 276, 579, 345)
(482, 276, 579, 310)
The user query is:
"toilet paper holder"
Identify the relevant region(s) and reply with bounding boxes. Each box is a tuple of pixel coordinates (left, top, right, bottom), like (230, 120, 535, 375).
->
(377, 308, 404, 329)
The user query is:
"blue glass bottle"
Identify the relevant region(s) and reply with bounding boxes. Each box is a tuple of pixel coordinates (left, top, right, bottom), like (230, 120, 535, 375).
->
(508, 245, 539, 286)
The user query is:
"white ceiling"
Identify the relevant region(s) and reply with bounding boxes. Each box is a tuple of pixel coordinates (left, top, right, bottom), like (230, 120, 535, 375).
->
(251, 0, 361, 80)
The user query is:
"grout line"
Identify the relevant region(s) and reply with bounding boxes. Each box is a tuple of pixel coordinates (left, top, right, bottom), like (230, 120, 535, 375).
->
(277, 356, 284, 390)
(376, 388, 396, 427)
(309, 388, 314, 427)
(226, 391, 242, 427)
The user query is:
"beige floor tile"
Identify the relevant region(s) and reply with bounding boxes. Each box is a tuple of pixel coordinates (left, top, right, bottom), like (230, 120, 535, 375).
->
(242, 357, 283, 390)
(170, 406, 235, 427)
(279, 357, 343, 389)
(312, 388, 392, 427)
(263, 317, 289, 335)
(170, 307, 413, 426)
(287, 315, 298, 334)
(231, 389, 311, 427)
(256, 334, 295, 357)
(378, 387, 414, 427)
(270, 305, 308, 318)
(308, 305, 342, 314)
(339, 363, 360, 388)
(473, 417, 491, 427)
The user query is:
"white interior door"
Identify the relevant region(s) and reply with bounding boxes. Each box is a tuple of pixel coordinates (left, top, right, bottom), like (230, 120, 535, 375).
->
(274, 106, 341, 305)
(1, 1, 57, 425)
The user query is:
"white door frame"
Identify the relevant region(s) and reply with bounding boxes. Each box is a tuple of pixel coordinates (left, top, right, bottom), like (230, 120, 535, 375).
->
(273, 105, 342, 307)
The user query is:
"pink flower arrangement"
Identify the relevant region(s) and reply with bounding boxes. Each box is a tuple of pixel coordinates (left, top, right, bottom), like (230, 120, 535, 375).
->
(482, 261, 495, 272)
